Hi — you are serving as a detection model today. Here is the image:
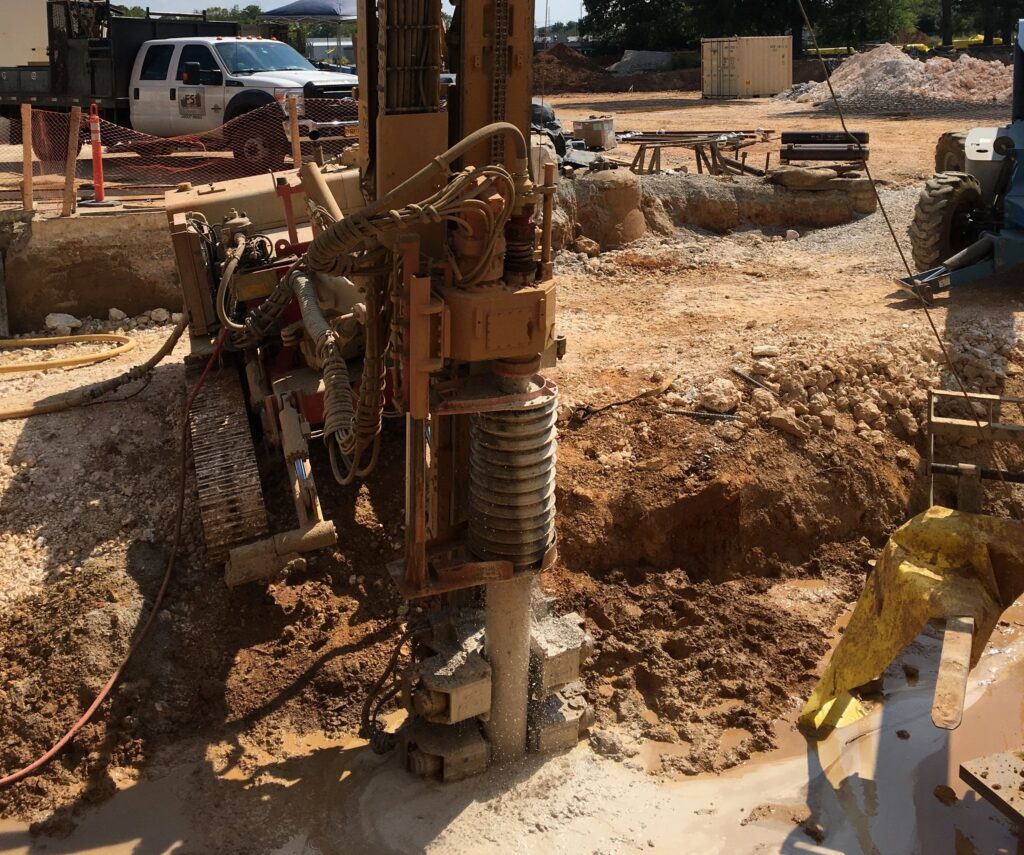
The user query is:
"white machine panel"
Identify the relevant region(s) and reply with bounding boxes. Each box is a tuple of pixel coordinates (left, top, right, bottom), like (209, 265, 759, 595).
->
(966, 126, 1008, 201)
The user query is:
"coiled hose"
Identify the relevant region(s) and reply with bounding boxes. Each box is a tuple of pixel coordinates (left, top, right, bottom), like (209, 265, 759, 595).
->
(290, 268, 389, 486)
(0, 333, 135, 375)
(0, 315, 188, 421)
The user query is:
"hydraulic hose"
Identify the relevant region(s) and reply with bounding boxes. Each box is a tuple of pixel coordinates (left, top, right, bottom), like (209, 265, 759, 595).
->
(290, 270, 364, 485)
(944, 235, 996, 271)
(305, 122, 529, 276)
(0, 314, 187, 421)
(216, 233, 248, 332)
(0, 333, 135, 375)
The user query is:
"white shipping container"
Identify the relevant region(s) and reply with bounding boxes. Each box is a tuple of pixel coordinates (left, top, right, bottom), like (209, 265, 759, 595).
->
(701, 36, 792, 98)
(0, 0, 50, 67)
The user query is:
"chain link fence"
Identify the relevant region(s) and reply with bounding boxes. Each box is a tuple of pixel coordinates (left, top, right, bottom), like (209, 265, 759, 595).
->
(0, 98, 359, 210)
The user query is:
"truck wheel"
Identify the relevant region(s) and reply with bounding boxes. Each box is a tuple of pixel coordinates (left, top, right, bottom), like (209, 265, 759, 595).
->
(227, 111, 287, 173)
(934, 131, 967, 173)
(910, 172, 982, 271)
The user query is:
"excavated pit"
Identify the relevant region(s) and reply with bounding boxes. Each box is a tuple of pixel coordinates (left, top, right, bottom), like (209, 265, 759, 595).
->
(543, 392, 918, 774)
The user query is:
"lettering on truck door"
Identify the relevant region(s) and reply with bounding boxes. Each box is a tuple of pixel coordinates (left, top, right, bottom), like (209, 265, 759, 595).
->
(174, 43, 227, 133)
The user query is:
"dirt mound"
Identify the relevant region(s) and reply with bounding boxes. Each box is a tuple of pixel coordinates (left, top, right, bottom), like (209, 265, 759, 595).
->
(535, 45, 611, 93)
(788, 44, 1011, 114)
(548, 43, 606, 72)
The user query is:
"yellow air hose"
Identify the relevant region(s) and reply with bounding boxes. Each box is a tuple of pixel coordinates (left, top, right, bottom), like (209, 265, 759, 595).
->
(0, 333, 136, 374)
(0, 315, 188, 421)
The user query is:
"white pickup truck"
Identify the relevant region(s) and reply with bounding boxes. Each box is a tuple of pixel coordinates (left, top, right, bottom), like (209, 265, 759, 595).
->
(1, 9, 358, 166)
(128, 36, 357, 166)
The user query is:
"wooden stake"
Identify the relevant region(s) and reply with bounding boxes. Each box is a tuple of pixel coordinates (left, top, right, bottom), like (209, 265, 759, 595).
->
(62, 106, 82, 217)
(20, 103, 33, 211)
(287, 95, 303, 169)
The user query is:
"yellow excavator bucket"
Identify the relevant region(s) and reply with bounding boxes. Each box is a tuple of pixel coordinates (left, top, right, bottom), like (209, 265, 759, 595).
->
(800, 506, 1024, 733)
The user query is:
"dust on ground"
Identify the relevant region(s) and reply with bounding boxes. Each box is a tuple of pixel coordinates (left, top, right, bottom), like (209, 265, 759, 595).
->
(1, 96, 1024, 850)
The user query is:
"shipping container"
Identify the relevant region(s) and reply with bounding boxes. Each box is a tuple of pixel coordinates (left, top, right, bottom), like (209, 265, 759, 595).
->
(701, 36, 792, 99)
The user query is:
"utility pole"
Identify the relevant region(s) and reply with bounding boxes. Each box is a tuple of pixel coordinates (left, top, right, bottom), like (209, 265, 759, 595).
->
(941, 0, 954, 47)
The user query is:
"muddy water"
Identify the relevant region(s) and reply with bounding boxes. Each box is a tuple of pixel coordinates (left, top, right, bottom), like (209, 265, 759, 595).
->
(1, 621, 1023, 854)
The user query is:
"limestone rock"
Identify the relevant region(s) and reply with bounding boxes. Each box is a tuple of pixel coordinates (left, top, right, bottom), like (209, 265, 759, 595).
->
(574, 169, 646, 250)
(769, 165, 840, 190)
(769, 408, 809, 439)
(853, 400, 882, 426)
(699, 378, 741, 414)
(45, 312, 82, 331)
(150, 307, 170, 324)
(895, 409, 919, 435)
(751, 344, 780, 359)
(108, 308, 127, 322)
(714, 422, 746, 442)
(572, 236, 601, 257)
(751, 389, 776, 414)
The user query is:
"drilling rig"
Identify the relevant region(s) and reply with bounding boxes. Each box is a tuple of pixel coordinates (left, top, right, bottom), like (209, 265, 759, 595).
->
(167, 0, 592, 779)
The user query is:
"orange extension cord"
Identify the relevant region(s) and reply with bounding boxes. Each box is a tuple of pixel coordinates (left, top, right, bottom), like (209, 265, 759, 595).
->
(0, 329, 227, 788)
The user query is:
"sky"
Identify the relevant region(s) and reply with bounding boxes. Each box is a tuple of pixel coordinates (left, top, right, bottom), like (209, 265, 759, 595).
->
(151, 0, 584, 25)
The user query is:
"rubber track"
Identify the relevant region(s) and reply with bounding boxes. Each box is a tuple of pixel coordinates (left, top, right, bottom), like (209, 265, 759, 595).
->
(188, 366, 268, 562)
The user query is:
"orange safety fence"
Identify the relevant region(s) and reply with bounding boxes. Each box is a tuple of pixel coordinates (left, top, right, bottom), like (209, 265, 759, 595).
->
(0, 97, 358, 208)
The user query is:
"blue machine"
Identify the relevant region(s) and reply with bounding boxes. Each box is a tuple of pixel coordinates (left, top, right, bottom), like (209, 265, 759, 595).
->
(904, 21, 1024, 298)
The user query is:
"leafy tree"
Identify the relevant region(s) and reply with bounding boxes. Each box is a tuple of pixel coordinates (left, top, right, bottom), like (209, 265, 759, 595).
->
(581, 0, 933, 51)
(204, 4, 266, 23)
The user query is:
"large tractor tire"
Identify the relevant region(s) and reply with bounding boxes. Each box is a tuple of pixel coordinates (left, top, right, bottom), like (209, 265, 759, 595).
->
(934, 131, 968, 173)
(909, 172, 982, 272)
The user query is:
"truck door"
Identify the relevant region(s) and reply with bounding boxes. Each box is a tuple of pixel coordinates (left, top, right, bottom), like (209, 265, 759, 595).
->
(131, 43, 176, 136)
(173, 44, 228, 134)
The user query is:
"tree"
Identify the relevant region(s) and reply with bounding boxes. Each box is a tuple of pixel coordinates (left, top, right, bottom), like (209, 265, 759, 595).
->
(581, 0, 950, 51)
(581, 0, 691, 51)
(941, 0, 953, 44)
(205, 5, 266, 23)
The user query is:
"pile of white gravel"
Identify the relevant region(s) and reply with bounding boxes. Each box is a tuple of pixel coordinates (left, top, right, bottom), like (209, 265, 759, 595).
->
(788, 44, 1012, 110)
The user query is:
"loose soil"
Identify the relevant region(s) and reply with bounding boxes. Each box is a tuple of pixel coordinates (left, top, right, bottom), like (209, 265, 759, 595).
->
(2, 96, 1024, 850)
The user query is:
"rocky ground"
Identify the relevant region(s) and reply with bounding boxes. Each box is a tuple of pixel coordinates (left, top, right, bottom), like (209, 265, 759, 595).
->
(2, 97, 1024, 850)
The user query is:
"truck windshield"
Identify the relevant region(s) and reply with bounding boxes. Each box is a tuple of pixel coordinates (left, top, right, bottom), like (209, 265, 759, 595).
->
(215, 42, 316, 75)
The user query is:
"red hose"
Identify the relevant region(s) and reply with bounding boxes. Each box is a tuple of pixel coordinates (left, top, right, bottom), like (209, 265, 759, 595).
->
(0, 330, 227, 788)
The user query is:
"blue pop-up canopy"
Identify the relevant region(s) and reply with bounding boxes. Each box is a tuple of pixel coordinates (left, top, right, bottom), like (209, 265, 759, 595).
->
(261, 0, 357, 22)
